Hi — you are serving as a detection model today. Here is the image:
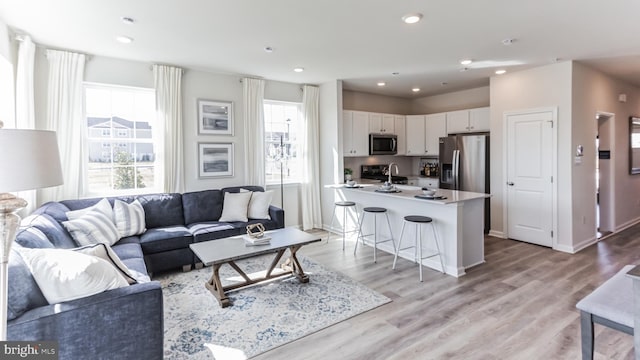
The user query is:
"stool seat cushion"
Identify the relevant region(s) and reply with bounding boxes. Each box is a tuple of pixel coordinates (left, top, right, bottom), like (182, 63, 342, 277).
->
(404, 215, 433, 223)
(363, 207, 387, 213)
(576, 264, 634, 328)
(335, 201, 356, 207)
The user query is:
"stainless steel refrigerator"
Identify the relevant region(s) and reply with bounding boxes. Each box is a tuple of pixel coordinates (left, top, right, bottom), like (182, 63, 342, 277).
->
(439, 133, 490, 231)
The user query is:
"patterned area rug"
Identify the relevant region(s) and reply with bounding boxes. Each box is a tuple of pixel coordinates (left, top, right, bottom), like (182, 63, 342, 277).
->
(157, 254, 391, 359)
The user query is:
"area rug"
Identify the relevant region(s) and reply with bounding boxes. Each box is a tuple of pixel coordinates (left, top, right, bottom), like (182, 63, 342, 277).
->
(157, 254, 391, 359)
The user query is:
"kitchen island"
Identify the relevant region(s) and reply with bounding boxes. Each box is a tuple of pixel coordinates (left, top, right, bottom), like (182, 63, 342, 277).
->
(329, 184, 489, 277)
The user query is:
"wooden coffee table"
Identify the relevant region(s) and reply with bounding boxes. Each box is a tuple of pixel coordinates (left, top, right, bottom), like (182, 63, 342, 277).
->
(189, 227, 321, 307)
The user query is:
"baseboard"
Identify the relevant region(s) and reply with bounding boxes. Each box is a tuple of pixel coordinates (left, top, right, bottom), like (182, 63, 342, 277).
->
(615, 216, 640, 234)
(488, 230, 506, 238)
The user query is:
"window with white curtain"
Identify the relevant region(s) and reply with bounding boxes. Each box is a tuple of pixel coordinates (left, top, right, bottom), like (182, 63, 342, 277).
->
(263, 100, 302, 184)
(84, 83, 160, 195)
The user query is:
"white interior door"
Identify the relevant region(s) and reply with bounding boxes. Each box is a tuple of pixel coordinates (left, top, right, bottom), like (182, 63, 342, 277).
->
(506, 110, 554, 247)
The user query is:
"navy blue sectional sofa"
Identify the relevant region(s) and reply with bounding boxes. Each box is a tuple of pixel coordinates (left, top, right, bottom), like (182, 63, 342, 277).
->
(7, 185, 284, 360)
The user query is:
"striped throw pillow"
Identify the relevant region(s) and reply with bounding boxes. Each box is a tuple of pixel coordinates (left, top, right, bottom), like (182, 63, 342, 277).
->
(113, 199, 146, 238)
(62, 209, 119, 247)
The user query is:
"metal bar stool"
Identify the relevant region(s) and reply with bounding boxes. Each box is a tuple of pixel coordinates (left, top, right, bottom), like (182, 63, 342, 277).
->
(328, 201, 358, 250)
(354, 207, 395, 263)
(392, 215, 445, 281)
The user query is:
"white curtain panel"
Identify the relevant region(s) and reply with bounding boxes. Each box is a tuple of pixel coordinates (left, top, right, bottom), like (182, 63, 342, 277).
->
(15, 35, 36, 213)
(40, 49, 86, 203)
(153, 64, 184, 193)
(300, 85, 322, 230)
(242, 77, 265, 187)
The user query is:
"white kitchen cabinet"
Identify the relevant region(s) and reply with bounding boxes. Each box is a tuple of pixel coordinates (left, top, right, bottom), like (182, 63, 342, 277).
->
(469, 107, 490, 132)
(343, 110, 369, 157)
(394, 115, 406, 155)
(446, 110, 471, 134)
(446, 107, 490, 134)
(369, 113, 394, 134)
(405, 115, 426, 156)
(425, 113, 446, 156)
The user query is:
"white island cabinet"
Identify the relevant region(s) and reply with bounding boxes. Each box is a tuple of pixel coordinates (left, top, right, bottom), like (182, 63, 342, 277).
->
(328, 185, 489, 277)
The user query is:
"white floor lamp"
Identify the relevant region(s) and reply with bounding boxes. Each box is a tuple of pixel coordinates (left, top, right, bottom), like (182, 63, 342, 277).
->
(0, 126, 63, 340)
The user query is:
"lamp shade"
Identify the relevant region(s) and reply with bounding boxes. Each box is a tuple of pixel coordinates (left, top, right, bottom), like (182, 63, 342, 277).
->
(0, 129, 63, 192)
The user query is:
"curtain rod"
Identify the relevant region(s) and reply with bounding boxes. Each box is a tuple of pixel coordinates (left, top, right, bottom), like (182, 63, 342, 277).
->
(148, 65, 185, 74)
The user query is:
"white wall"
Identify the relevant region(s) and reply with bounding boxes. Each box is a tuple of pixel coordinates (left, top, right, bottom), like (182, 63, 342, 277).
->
(571, 62, 640, 248)
(489, 62, 573, 249)
(411, 86, 490, 114)
(32, 52, 306, 226)
(0, 19, 15, 128)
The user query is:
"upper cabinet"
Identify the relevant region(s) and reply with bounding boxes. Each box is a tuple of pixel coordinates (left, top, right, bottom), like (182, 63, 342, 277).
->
(446, 107, 490, 134)
(394, 115, 406, 155)
(369, 113, 395, 134)
(343, 110, 369, 157)
(425, 113, 447, 155)
(405, 115, 425, 156)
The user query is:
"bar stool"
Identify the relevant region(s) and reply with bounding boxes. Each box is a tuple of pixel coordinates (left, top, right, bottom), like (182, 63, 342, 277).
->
(354, 207, 395, 263)
(328, 201, 358, 250)
(392, 215, 445, 281)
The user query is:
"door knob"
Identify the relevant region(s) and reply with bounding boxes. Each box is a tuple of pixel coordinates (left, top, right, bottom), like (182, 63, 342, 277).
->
(507, 182, 514, 186)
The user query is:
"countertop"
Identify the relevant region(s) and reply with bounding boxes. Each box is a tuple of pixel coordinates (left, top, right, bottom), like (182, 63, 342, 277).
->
(328, 183, 490, 205)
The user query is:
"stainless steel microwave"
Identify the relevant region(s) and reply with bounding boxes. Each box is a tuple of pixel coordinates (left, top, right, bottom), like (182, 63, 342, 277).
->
(369, 134, 397, 155)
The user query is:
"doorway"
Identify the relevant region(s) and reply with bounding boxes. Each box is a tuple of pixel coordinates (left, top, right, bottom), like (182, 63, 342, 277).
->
(596, 112, 614, 239)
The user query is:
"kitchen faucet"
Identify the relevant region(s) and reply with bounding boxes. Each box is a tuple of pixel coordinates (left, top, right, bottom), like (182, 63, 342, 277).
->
(387, 162, 399, 184)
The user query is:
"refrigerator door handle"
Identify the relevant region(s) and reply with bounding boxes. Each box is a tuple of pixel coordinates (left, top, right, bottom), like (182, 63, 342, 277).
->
(453, 150, 460, 189)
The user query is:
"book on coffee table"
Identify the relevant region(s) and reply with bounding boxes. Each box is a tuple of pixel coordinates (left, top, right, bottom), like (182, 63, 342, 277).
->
(242, 235, 271, 246)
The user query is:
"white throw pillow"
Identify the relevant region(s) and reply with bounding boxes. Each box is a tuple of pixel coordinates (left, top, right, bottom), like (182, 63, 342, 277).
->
(248, 191, 273, 220)
(18, 247, 128, 304)
(62, 209, 120, 246)
(73, 243, 137, 284)
(66, 198, 113, 221)
(113, 199, 146, 238)
(218, 191, 252, 222)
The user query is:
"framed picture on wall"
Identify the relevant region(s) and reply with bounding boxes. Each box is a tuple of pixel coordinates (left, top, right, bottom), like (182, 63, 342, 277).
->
(197, 99, 234, 135)
(198, 142, 234, 178)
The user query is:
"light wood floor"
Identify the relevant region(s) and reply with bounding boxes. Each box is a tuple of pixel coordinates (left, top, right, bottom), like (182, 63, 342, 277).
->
(253, 227, 640, 360)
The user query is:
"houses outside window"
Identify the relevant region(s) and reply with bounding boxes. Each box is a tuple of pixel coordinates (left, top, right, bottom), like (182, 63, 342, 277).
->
(263, 100, 301, 184)
(84, 83, 159, 195)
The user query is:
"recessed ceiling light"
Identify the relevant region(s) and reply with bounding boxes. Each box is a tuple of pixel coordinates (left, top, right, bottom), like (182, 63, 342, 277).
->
(441, 82, 448, 86)
(392, 72, 400, 76)
(116, 36, 133, 44)
(412, 88, 421, 92)
(264, 46, 273, 53)
(495, 69, 507, 75)
(293, 67, 304, 73)
(402, 13, 423, 24)
(377, 82, 386, 87)
(460, 59, 473, 65)
(502, 38, 516, 46)
(121, 17, 135, 25)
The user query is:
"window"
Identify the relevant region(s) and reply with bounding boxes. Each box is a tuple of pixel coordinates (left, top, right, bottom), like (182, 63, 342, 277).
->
(84, 83, 159, 195)
(263, 100, 302, 184)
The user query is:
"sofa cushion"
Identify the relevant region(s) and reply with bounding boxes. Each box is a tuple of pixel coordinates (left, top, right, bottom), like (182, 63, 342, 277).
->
(21, 213, 76, 249)
(219, 191, 252, 222)
(113, 199, 146, 237)
(74, 243, 137, 284)
(66, 198, 113, 221)
(182, 190, 223, 224)
(112, 241, 144, 261)
(222, 185, 265, 194)
(18, 247, 129, 304)
(62, 209, 120, 246)
(7, 248, 48, 321)
(248, 190, 273, 220)
(138, 193, 184, 229)
(139, 226, 192, 254)
(33, 201, 71, 222)
(14, 227, 53, 249)
(121, 257, 151, 282)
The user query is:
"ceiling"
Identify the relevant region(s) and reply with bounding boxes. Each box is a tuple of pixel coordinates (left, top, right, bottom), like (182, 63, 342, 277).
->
(1, 0, 639, 98)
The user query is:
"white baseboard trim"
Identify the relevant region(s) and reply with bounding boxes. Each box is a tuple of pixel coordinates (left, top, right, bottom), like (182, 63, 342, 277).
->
(488, 230, 506, 238)
(615, 216, 640, 234)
